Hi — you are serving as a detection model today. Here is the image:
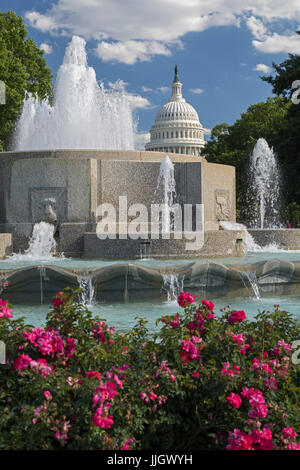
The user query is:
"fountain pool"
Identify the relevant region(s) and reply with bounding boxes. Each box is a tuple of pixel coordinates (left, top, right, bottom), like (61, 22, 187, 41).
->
(2, 245, 300, 329)
(9, 293, 300, 333)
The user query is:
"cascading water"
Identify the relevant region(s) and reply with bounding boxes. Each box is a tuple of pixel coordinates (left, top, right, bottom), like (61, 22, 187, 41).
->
(220, 221, 261, 251)
(10, 222, 57, 260)
(242, 271, 261, 300)
(219, 221, 282, 252)
(14, 36, 136, 151)
(155, 156, 176, 233)
(248, 138, 281, 228)
(162, 274, 184, 303)
(78, 277, 95, 307)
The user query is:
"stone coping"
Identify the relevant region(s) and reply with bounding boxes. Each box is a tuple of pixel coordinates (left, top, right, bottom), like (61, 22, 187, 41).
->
(1, 258, 300, 280)
(0, 149, 207, 164)
(2, 258, 300, 303)
(0, 233, 12, 260)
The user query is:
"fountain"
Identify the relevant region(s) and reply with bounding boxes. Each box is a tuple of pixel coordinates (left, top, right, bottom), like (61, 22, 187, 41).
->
(1, 41, 300, 326)
(219, 138, 300, 251)
(235, 138, 300, 250)
(14, 36, 135, 151)
(0, 34, 246, 304)
(248, 138, 281, 229)
(9, 222, 58, 261)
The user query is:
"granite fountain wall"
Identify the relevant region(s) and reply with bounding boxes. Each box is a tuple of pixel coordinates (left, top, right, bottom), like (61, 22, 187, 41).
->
(1, 259, 300, 304)
(0, 149, 239, 258)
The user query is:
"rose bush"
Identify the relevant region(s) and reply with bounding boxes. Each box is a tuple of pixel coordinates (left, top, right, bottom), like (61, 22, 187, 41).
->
(0, 288, 300, 450)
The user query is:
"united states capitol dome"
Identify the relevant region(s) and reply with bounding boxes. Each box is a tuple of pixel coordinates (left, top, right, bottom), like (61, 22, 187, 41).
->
(145, 66, 205, 156)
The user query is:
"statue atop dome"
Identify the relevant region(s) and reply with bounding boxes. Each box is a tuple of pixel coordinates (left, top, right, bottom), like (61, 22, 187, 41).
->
(173, 65, 179, 83)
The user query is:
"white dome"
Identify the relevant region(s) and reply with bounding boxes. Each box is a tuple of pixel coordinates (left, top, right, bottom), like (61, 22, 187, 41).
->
(155, 100, 200, 123)
(145, 66, 205, 157)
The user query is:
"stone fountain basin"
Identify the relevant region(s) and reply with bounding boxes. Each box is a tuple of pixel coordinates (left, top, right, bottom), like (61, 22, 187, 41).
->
(0, 149, 236, 256)
(1, 259, 300, 304)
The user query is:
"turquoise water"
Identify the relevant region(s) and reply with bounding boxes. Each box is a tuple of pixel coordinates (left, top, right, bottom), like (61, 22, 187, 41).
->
(2, 250, 300, 271)
(10, 294, 300, 333)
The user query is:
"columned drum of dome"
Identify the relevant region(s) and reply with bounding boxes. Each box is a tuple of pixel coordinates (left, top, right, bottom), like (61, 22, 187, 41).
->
(145, 66, 206, 157)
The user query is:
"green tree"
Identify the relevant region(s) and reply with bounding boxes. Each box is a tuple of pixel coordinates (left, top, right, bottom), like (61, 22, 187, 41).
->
(261, 50, 300, 207)
(203, 97, 290, 220)
(261, 49, 300, 98)
(0, 11, 53, 151)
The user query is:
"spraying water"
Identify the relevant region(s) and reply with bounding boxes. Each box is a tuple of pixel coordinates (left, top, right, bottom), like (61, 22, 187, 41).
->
(248, 138, 281, 228)
(155, 156, 176, 233)
(10, 222, 57, 260)
(14, 36, 136, 151)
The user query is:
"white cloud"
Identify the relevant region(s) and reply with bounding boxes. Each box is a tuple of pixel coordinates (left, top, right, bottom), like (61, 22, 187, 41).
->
(253, 33, 300, 54)
(25, 1, 240, 42)
(107, 79, 152, 109)
(254, 63, 271, 73)
(246, 16, 267, 40)
(157, 86, 169, 93)
(135, 132, 150, 150)
(95, 40, 171, 64)
(126, 94, 152, 109)
(107, 79, 128, 90)
(25, 11, 58, 33)
(25, 1, 300, 63)
(142, 85, 169, 93)
(189, 88, 204, 94)
(203, 128, 211, 136)
(40, 43, 53, 54)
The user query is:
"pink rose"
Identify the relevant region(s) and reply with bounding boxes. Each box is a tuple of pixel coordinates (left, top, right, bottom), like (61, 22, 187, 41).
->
(228, 310, 246, 324)
(177, 292, 195, 308)
(43, 391, 52, 400)
(226, 392, 242, 408)
(13, 354, 32, 370)
(201, 299, 214, 310)
(281, 427, 298, 440)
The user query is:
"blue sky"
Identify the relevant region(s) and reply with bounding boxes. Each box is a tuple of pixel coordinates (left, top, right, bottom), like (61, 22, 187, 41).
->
(2, 0, 300, 145)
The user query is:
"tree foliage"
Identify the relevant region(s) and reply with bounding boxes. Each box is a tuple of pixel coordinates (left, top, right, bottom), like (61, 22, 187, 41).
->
(262, 52, 300, 209)
(0, 11, 53, 151)
(261, 51, 300, 98)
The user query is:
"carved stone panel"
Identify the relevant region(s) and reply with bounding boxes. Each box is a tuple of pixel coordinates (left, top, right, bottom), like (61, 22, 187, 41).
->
(30, 187, 67, 224)
(215, 189, 230, 221)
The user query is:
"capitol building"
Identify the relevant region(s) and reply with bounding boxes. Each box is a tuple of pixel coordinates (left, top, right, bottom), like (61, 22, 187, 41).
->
(145, 66, 206, 156)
